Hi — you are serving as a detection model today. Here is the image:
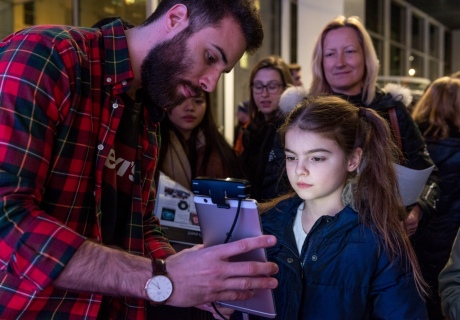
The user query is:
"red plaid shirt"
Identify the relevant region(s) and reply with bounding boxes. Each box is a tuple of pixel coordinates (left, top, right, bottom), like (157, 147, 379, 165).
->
(0, 20, 174, 319)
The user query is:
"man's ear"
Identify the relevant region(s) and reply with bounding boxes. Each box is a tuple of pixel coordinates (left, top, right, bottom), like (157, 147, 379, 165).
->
(164, 4, 189, 33)
(347, 147, 363, 172)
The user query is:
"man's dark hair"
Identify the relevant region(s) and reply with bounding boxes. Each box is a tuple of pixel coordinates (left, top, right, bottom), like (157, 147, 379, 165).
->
(141, 0, 263, 54)
(91, 16, 135, 29)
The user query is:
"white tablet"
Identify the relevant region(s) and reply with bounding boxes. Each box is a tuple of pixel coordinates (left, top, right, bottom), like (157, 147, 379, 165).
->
(194, 195, 276, 318)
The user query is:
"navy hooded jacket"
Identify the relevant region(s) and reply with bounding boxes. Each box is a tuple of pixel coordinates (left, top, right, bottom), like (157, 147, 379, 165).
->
(258, 195, 428, 320)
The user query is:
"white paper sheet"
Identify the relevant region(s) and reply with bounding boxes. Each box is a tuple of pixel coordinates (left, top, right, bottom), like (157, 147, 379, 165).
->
(394, 164, 434, 206)
(154, 172, 201, 245)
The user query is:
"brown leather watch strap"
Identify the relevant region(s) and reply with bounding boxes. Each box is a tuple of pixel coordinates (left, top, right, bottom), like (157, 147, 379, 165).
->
(151, 259, 167, 275)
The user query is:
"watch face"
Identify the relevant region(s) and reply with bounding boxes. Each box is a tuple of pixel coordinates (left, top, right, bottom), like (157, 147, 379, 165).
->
(145, 275, 173, 302)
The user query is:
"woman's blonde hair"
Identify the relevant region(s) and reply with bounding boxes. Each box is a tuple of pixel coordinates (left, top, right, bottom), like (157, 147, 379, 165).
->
(309, 16, 379, 105)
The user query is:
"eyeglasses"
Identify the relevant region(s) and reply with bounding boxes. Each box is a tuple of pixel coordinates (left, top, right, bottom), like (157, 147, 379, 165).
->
(251, 81, 284, 94)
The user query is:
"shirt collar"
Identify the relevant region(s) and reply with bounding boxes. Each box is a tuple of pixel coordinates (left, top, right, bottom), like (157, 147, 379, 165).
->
(101, 19, 134, 90)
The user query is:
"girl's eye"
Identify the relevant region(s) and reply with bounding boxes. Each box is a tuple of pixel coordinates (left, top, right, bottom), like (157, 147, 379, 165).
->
(311, 157, 325, 162)
(324, 52, 334, 57)
(345, 50, 355, 54)
(285, 156, 297, 161)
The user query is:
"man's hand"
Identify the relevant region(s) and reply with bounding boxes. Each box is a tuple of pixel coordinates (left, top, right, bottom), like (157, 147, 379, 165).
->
(53, 236, 278, 308)
(164, 235, 278, 307)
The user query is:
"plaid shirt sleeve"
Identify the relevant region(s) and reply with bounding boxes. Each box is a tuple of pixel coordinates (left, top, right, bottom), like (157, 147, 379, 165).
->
(0, 29, 86, 294)
(141, 117, 176, 259)
(144, 190, 176, 259)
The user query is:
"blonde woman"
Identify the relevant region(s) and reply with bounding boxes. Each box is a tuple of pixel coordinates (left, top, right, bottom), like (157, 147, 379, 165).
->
(309, 15, 439, 239)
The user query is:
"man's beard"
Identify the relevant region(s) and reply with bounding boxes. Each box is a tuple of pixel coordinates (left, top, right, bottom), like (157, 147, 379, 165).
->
(140, 28, 202, 114)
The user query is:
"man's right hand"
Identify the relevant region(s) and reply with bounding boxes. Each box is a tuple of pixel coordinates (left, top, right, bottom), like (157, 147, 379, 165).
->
(164, 235, 279, 307)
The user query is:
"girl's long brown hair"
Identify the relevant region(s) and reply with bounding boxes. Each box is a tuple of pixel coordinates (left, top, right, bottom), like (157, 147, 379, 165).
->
(270, 95, 427, 296)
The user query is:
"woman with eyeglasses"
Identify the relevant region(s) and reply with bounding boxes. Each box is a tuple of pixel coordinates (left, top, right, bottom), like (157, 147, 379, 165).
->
(239, 55, 294, 202)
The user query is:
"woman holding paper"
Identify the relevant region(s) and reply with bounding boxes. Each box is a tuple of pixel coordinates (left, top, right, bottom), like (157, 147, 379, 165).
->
(307, 15, 439, 238)
(264, 16, 439, 232)
(412, 76, 460, 319)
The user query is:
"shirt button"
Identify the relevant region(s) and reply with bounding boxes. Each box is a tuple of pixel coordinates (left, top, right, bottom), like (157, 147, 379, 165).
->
(112, 102, 119, 109)
(287, 258, 293, 264)
(121, 80, 127, 86)
(106, 77, 112, 83)
(311, 255, 317, 261)
(97, 144, 104, 151)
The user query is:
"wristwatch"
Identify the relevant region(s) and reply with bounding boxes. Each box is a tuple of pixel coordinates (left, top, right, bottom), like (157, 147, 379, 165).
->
(144, 259, 173, 303)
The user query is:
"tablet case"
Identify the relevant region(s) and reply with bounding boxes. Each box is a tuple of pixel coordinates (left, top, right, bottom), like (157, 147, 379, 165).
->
(194, 195, 276, 318)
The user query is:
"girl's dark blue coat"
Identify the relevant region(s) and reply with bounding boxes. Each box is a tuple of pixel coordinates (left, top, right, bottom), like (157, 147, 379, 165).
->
(259, 195, 428, 320)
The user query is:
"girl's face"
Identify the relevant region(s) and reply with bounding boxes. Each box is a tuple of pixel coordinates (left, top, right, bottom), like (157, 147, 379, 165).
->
(284, 127, 361, 206)
(168, 93, 206, 139)
(322, 27, 365, 96)
(252, 68, 284, 120)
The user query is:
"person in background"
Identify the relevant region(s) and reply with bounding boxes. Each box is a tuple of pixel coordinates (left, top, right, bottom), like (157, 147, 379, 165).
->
(411, 76, 460, 319)
(158, 91, 243, 190)
(260, 85, 308, 201)
(288, 63, 303, 87)
(308, 15, 439, 240)
(0, 1, 279, 319)
(257, 96, 428, 319)
(233, 100, 250, 156)
(439, 228, 460, 319)
(239, 55, 294, 201)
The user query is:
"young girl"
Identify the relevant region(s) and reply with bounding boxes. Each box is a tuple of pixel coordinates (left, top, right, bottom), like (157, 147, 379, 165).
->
(259, 96, 428, 319)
